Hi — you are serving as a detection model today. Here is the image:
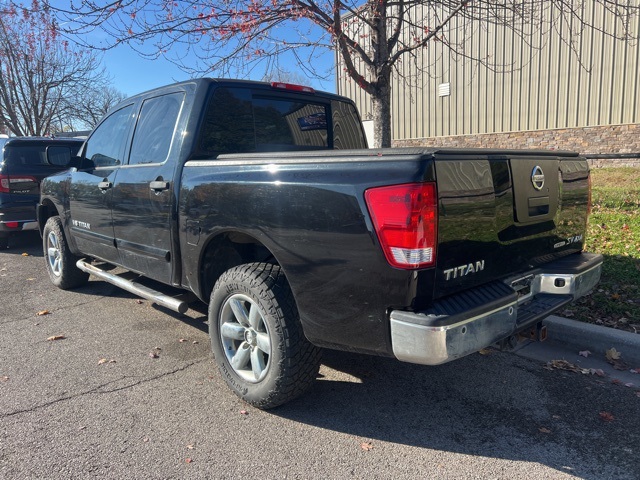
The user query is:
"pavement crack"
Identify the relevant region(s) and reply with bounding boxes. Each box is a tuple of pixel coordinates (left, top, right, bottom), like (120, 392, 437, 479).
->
(0, 296, 120, 326)
(0, 359, 207, 418)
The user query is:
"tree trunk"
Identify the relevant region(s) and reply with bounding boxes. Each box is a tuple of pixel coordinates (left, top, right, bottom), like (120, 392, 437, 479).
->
(371, 77, 392, 148)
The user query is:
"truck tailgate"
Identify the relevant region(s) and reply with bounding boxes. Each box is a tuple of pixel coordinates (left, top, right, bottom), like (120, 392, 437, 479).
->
(433, 151, 590, 300)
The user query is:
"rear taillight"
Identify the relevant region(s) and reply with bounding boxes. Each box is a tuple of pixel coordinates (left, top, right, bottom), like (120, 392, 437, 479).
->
(0, 174, 37, 193)
(0, 175, 9, 193)
(365, 182, 438, 269)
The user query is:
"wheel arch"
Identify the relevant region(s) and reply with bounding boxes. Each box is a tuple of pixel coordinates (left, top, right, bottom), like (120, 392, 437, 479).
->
(197, 230, 278, 302)
(37, 198, 60, 235)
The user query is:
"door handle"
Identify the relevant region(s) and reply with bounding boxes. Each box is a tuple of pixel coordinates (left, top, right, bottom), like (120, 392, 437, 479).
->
(150, 181, 170, 192)
(98, 181, 112, 191)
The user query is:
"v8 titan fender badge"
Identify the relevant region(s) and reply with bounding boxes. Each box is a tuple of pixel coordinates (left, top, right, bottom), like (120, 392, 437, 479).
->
(531, 165, 545, 191)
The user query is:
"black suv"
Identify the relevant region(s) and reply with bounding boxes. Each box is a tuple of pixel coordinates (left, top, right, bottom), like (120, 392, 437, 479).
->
(0, 137, 83, 249)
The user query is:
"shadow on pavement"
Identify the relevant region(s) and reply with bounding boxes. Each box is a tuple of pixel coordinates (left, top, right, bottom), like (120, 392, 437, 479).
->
(271, 348, 640, 480)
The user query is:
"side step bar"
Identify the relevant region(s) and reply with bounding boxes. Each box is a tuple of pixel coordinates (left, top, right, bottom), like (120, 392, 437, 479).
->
(76, 260, 189, 314)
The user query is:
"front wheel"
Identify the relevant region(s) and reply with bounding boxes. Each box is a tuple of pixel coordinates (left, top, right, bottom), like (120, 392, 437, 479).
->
(209, 263, 321, 409)
(43, 216, 89, 289)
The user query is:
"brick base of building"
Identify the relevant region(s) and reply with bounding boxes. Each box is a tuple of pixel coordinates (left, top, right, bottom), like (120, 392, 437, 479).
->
(393, 123, 640, 168)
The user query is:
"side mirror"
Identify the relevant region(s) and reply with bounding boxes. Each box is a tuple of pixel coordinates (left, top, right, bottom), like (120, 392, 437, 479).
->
(46, 146, 73, 167)
(68, 156, 84, 169)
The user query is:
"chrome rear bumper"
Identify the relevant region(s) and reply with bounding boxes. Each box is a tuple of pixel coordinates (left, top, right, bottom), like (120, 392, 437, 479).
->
(390, 252, 603, 365)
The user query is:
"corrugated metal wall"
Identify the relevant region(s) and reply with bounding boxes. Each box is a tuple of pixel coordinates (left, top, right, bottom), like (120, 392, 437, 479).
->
(336, 2, 640, 141)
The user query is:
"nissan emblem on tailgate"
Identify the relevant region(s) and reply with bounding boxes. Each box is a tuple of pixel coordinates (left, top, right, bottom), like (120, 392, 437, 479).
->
(531, 165, 545, 190)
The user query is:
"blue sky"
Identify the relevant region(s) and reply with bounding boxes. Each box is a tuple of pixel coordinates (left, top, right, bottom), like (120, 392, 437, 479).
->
(101, 42, 337, 98)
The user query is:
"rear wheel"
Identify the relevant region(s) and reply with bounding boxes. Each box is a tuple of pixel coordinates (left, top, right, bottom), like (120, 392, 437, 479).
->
(209, 263, 321, 409)
(43, 216, 89, 289)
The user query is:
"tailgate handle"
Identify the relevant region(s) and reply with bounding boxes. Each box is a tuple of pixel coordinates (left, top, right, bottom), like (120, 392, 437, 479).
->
(528, 196, 550, 216)
(150, 180, 169, 192)
(98, 180, 112, 191)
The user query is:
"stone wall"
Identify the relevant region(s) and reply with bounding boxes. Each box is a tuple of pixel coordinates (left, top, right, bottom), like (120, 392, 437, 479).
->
(394, 123, 640, 168)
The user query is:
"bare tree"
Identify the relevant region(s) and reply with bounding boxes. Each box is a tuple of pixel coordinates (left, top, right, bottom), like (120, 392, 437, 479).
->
(63, 86, 127, 131)
(261, 68, 312, 85)
(0, 3, 116, 136)
(20, 1, 640, 146)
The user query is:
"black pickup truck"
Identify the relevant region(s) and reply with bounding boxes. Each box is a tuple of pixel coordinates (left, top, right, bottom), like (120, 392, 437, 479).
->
(38, 79, 602, 408)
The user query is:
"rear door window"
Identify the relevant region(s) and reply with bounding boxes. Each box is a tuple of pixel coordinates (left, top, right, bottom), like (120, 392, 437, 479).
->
(128, 92, 184, 165)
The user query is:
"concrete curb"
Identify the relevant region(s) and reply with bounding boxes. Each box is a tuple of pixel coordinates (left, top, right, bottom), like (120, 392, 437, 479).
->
(544, 315, 640, 366)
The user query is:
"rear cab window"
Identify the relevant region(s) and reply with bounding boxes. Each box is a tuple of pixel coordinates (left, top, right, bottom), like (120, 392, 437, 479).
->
(196, 86, 366, 157)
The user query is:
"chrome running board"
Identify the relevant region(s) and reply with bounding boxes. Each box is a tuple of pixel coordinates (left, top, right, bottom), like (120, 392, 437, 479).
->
(76, 260, 189, 314)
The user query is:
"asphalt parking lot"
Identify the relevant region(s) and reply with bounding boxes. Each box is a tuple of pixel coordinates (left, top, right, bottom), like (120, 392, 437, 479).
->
(1, 232, 639, 479)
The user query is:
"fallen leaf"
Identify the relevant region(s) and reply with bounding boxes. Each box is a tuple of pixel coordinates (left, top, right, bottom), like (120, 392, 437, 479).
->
(239, 410, 248, 415)
(1, 376, 9, 382)
(552, 415, 562, 420)
(630, 368, 640, 374)
(590, 368, 606, 377)
(192, 341, 199, 345)
(545, 359, 580, 373)
(478, 348, 492, 355)
(21, 252, 29, 257)
(186, 444, 195, 450)
(599, 411, 614, 422)
(611, 379, 622, 385)
(611, 360, 629, 371)
(149, 352, 159, 359)
(611, 293, 621, 300)
(136, 299, 143, 304)
(47, 335, 65, 341)
(578, 350, 591, 358)
(98, 358, 108, 365)
(625, 383, 635, 388)
(360, 442, 374, 451)
(636, 392, 640, 398)
(179, 338, 187, 343)
(606, 348, 621, 361)
(622, 224, 630, 230)
(143, 438, 150, 443)
(185, 458, 193, 464)
(539, 427, 552, 434)
(36, 310, 51, 316)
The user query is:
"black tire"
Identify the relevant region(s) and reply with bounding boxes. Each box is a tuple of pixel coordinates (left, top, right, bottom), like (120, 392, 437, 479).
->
(43, 216, 89, 289)
(0, 237, 8, 250)
(209, 263, 321, 409)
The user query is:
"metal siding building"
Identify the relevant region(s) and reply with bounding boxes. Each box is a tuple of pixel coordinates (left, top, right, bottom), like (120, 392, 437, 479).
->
(336, 3, 640, 150)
